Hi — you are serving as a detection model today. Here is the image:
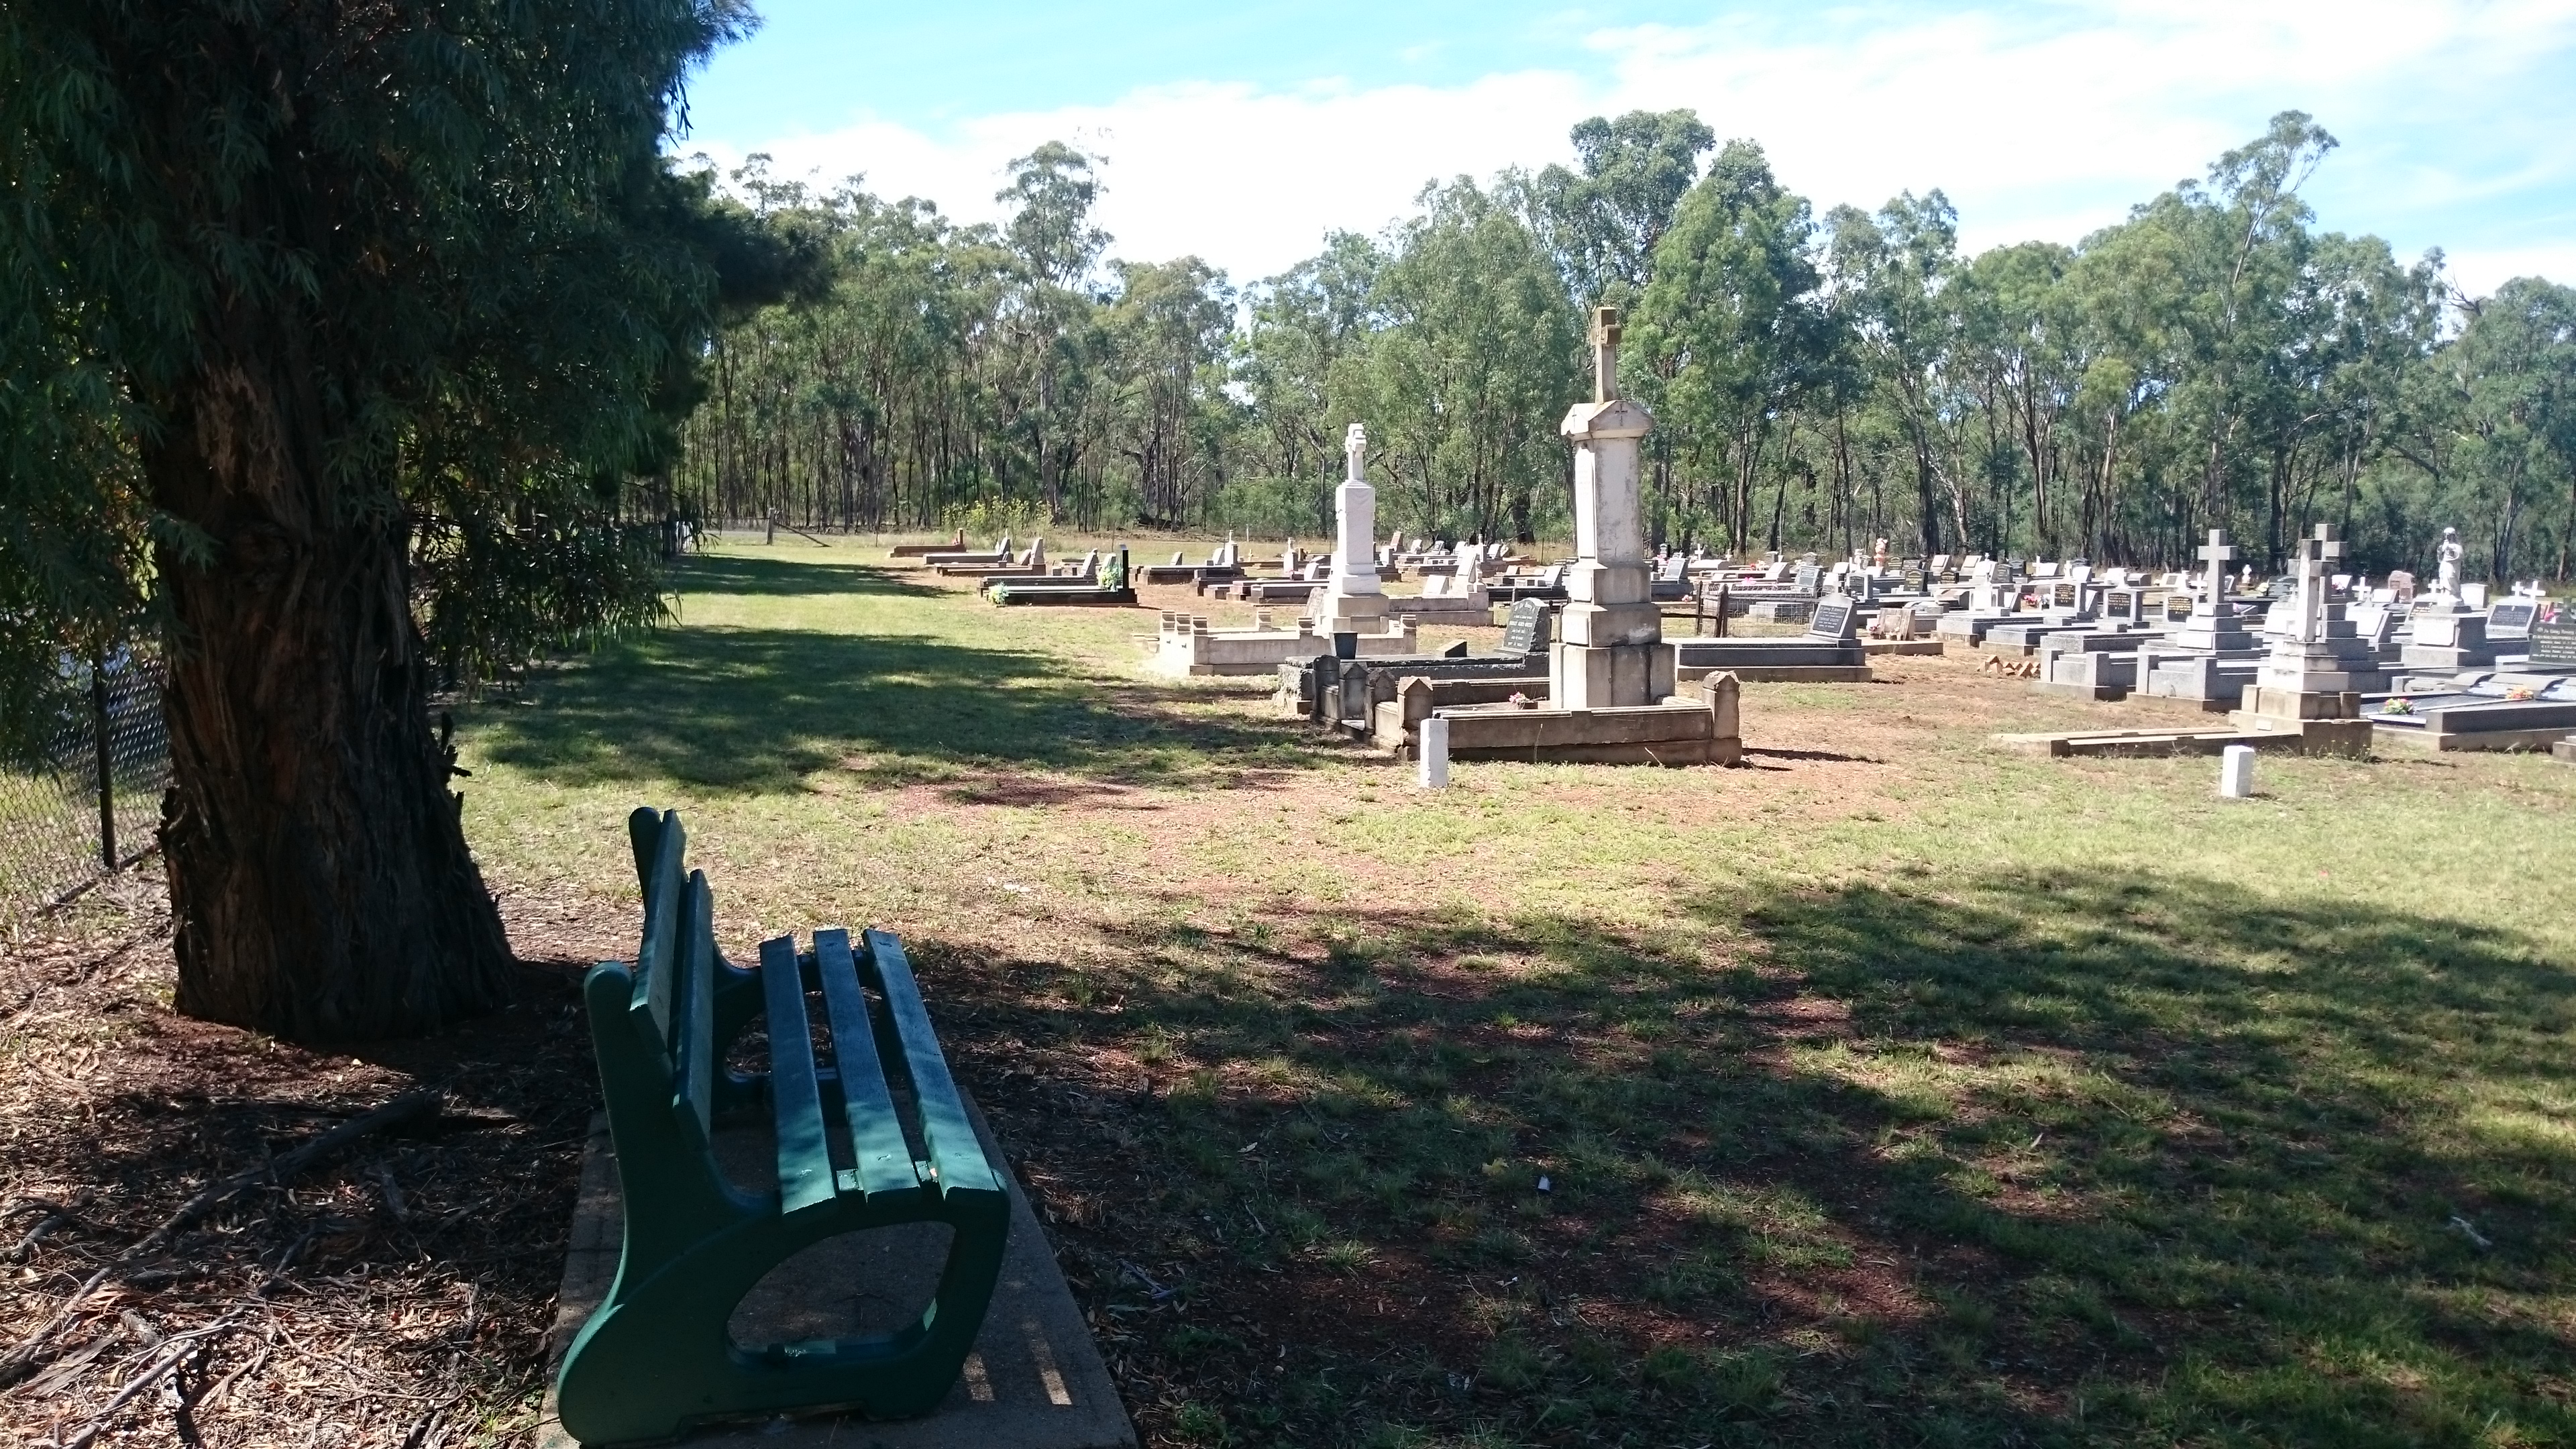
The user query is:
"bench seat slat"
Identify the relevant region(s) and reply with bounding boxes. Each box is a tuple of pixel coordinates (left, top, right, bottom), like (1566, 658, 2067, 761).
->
(812, 928, 921, 1201)
(863, 930, 999, 1193)
(757, 934, 837, 1214)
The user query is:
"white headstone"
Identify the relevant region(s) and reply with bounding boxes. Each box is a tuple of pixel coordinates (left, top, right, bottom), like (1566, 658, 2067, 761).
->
(2219, 744, 2255, 799)
(1417, 716, 1450, 789)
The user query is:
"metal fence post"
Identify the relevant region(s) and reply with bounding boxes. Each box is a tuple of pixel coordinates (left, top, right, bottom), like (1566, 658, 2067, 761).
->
(91, 661, 115, 871)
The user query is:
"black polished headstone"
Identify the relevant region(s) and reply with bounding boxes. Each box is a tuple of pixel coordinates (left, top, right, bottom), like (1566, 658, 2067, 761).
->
(2528, 610, 2576, 666)
(1806, 598, 1856, 641)
(1501, 598, 1554, 655)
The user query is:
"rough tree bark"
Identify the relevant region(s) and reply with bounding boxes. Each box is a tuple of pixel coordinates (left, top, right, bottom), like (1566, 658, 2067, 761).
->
(146, 325, 515, 1041)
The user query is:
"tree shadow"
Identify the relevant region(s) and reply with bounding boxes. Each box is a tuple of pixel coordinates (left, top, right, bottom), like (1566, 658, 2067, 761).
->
(468, 625, 1342, 793)
(922, 868, 2575, 1446)
(668, 551, 949, 600)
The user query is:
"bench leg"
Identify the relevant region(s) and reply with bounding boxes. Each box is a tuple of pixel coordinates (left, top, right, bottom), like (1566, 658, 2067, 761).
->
(556, 1187, 1008, 1446)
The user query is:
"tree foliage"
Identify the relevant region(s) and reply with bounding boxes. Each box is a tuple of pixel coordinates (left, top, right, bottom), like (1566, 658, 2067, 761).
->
(1, 0, 771, 1037)
(690, 109, 2571, 582)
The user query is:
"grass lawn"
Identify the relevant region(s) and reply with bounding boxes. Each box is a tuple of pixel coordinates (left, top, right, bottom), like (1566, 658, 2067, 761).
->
(455, 539, 2576, 1448)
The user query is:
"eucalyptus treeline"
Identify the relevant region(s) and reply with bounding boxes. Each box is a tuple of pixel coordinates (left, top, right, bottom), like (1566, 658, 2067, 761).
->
(687, 111, 2575, 579)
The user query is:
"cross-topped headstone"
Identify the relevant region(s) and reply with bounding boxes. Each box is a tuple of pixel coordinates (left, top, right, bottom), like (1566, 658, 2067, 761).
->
(2197, 528, 2236, 605)
(1554, 304, 1665, 708)
(2285, 523, 2343, 644)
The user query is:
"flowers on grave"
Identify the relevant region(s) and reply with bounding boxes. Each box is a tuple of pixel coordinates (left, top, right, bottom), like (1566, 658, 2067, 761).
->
(2506, 686, 2537, 701)
(1508, 691, 1537, 710)
(2381, 696, 2414, 715)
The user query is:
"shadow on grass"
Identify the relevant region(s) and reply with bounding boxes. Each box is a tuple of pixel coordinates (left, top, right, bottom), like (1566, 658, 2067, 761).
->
(924, 868, 2575, 1448)
(668, 550, 951, 600)
(470, 624, 1338, 794)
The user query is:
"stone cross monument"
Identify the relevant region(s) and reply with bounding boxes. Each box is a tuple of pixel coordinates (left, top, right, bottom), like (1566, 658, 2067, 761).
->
(2231, 522, 2383, 749)
(2171, 527, 2255, 653)
(1316, 422, 1389, 639)
(1552, 306, 1672, 709)
(2282, 525, 2341, 646)
(2248, 523, 2380, 700)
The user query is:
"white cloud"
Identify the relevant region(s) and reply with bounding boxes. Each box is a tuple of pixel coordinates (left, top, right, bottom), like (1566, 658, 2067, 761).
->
(691, 0, 2576, 290)
(2445, 246, 2576, 298)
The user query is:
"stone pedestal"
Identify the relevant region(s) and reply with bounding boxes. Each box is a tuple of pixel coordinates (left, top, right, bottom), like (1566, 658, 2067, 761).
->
(1552, 396, 1670, 710)
(2171, 610, 2258, 653)
(1316, 423, 1389, 639)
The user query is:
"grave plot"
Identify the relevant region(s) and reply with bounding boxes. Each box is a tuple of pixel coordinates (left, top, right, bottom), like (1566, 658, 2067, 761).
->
(1667, 596, 1874, 684)
(2367, 675, 2576, 751)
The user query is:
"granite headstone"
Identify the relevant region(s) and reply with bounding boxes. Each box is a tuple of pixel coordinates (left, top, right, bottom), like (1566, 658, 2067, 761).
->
(1501, 598, 1554, 655)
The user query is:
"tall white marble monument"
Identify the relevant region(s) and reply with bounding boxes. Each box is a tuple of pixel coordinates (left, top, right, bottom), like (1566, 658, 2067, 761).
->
(1552, 307, 1673, 709)
(1316, 422, 1390, 640)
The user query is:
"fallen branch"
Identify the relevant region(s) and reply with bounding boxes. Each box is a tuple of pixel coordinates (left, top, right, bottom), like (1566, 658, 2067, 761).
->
(128, 1090, 442, 1260)
(0, 1089, 441, 1390)
(7, 1187, 96, 1262)
(54, 1317, 240, 1449)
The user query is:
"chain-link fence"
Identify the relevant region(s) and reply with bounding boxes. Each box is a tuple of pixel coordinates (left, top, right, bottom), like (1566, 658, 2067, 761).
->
(0, 655, 170, 931)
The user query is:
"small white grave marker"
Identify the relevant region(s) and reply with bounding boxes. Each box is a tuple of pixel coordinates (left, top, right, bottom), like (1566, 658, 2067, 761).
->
(1418, 716, 1451, 790)
(2218, 744, 2255, 798)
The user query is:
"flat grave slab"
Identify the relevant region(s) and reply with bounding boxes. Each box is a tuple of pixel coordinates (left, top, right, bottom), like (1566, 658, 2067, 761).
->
(1992, 728, 2309, 759)
(539, 1098, 1133, 1449)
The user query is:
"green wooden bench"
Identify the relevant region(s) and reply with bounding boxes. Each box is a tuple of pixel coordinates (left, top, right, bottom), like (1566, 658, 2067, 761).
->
(555, 807, 1008, 1445)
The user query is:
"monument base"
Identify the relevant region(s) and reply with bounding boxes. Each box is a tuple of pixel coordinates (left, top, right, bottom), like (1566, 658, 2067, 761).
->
(1314, 589, 1391, 640)
(1550, 641, 1676, 711)
(2141, 651, 2263, 712)
(1432, 699, 1738, 765)
(2227, 686, 2372, 756)
(2399, 644, 2498, 671)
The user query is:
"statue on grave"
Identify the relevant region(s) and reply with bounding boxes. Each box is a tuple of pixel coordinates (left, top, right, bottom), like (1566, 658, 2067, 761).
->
(1316, 423, 1388, 636)
(2435, 526, 2463, 598)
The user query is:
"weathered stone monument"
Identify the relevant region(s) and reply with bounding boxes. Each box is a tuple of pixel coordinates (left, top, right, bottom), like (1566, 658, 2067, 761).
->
(1316, 423, 1393, 643)
(1165, 424, 1411, 672)
(1421, 308, 1735, 765)
(2229, 523, 2379, 753)
(1550, 307, 1674, 709)
(2140, 527, 2266, 708)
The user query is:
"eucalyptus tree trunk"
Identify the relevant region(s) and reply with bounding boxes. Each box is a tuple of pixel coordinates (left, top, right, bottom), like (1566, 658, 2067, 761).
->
(147, 337, 514, 1042)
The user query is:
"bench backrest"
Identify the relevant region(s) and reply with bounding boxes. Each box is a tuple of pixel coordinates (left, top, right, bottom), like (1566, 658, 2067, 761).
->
(625, 806, 718, 1145)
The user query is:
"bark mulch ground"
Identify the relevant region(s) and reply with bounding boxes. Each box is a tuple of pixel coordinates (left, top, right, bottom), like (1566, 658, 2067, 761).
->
(1, 875, 594, 1449)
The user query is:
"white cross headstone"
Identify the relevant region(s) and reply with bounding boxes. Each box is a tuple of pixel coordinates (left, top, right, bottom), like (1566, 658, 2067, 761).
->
(2196, 529, 2236, 612)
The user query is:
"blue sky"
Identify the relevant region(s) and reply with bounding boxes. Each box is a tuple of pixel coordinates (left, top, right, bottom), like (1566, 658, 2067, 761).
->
(682, 1, 2576, 296)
